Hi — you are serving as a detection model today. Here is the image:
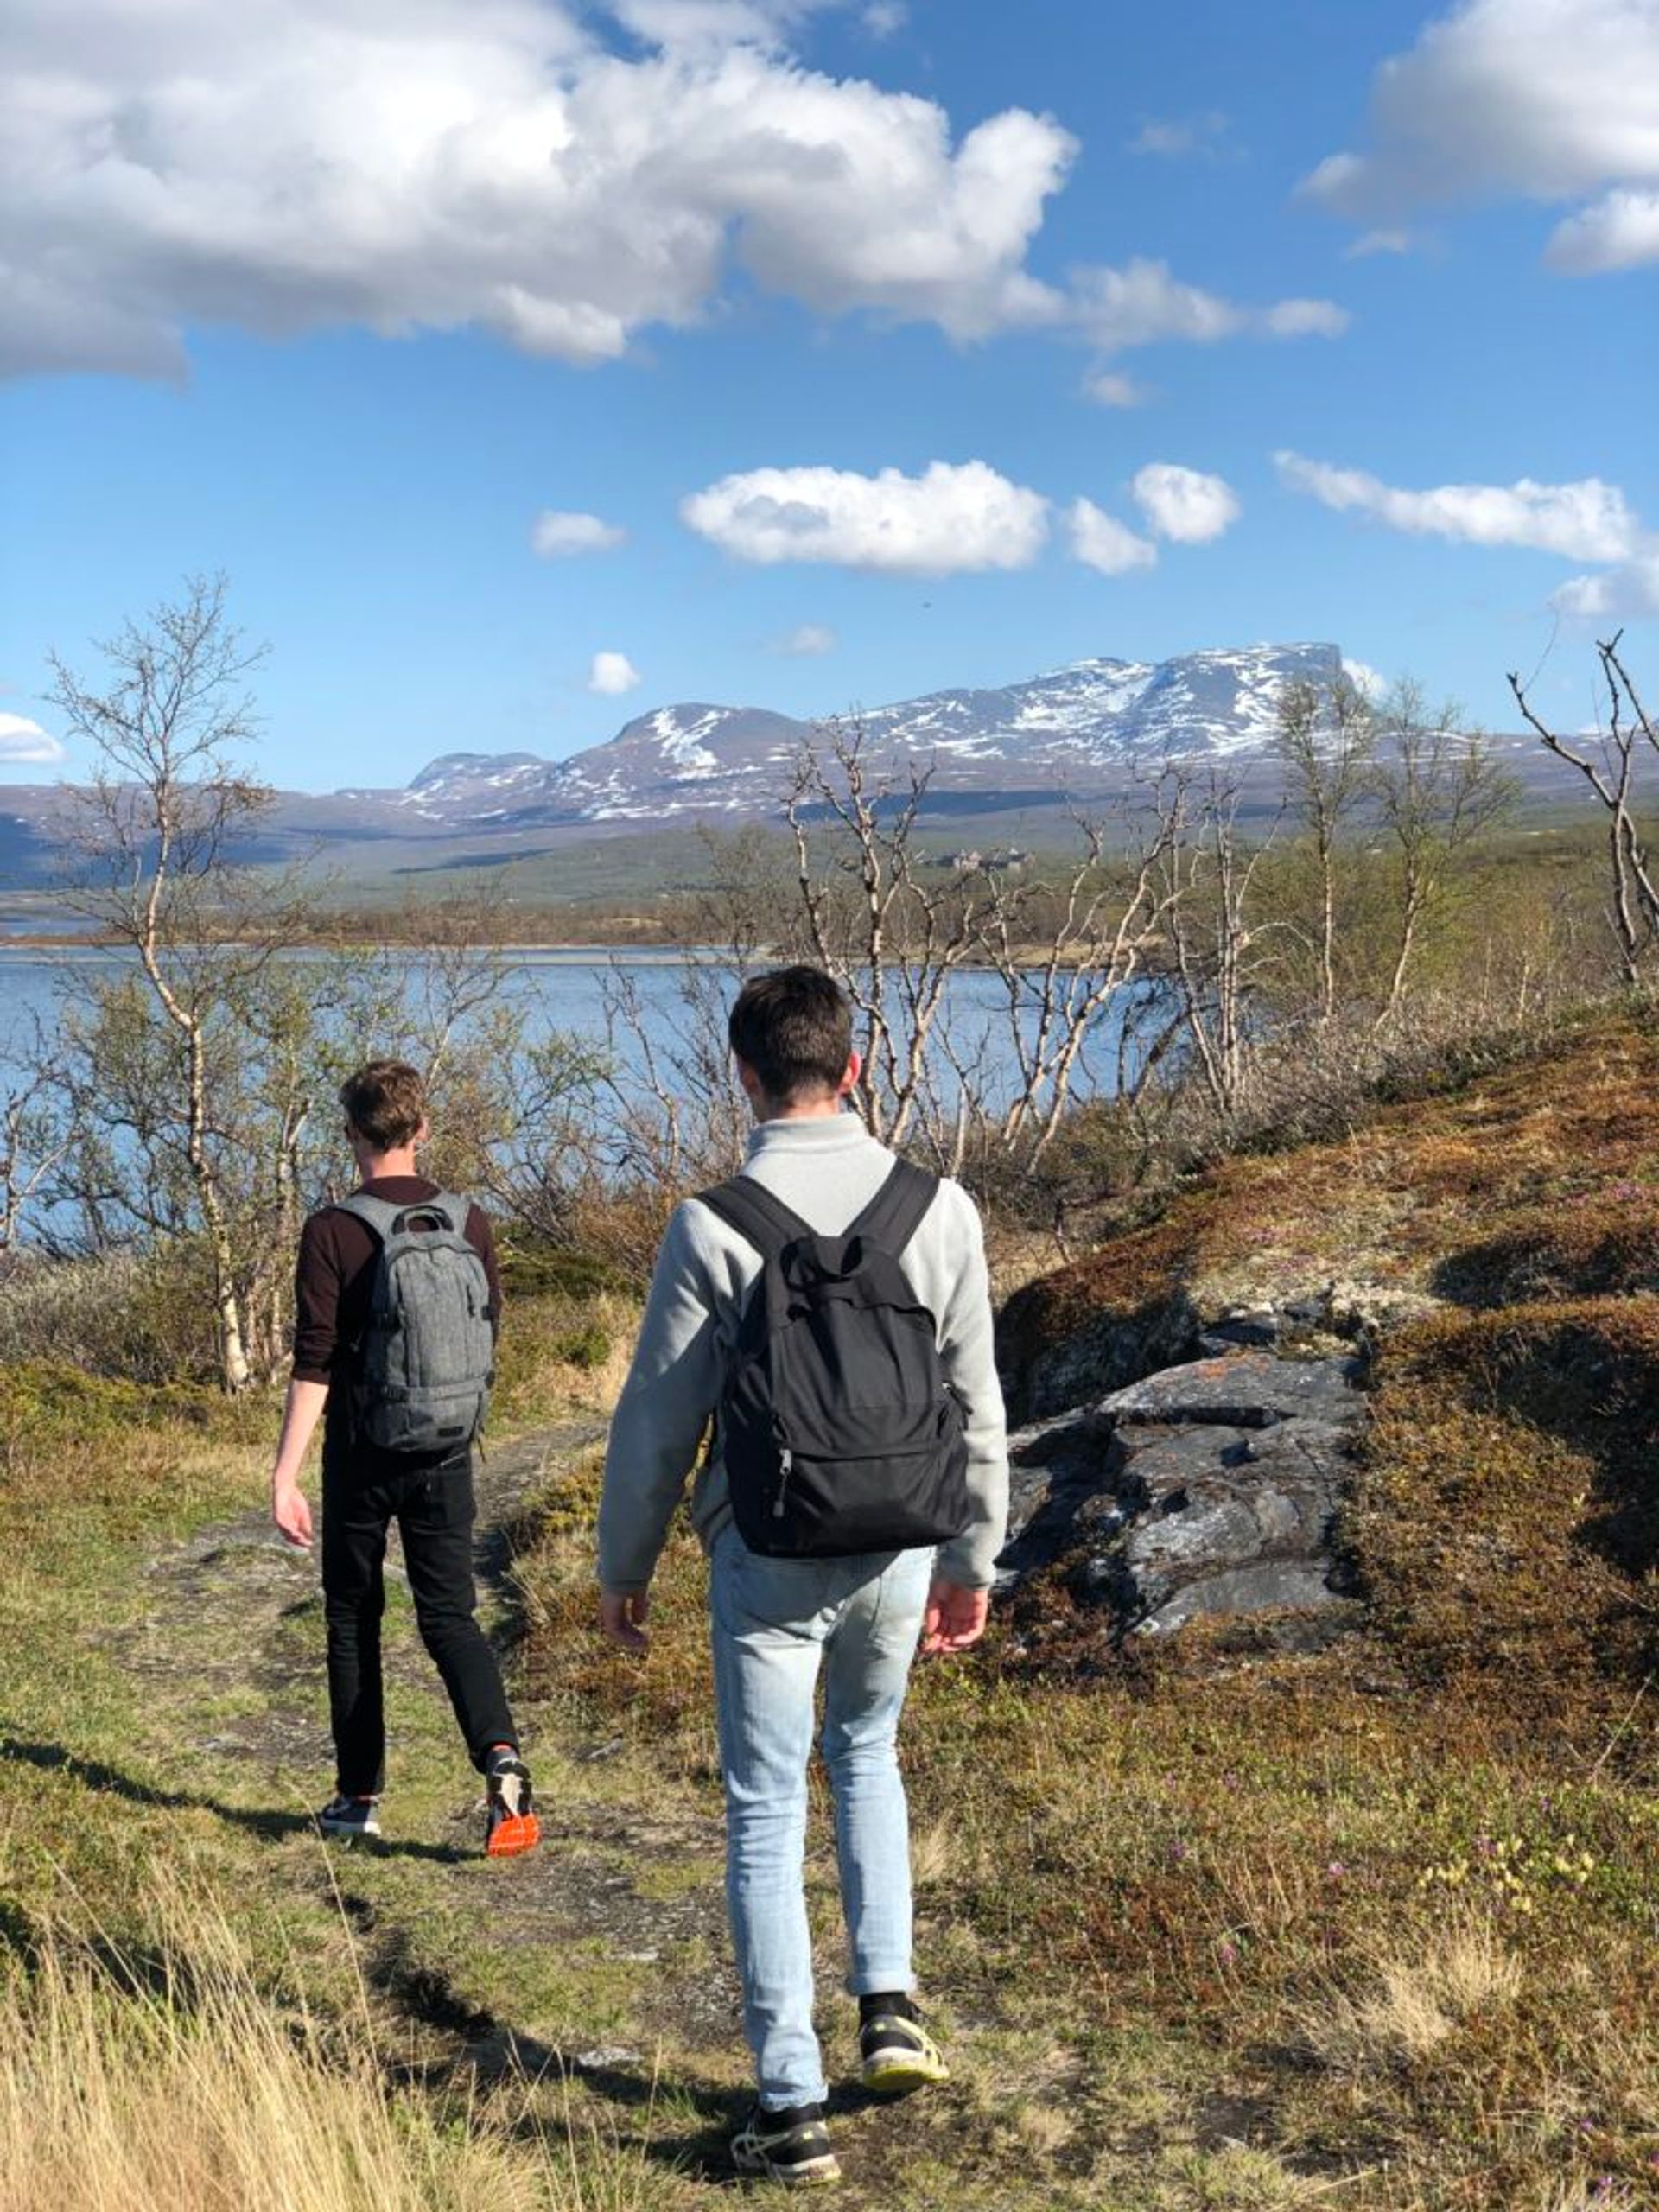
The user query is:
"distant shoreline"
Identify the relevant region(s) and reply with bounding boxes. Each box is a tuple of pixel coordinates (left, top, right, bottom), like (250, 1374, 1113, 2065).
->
(0, 931, 698, 957)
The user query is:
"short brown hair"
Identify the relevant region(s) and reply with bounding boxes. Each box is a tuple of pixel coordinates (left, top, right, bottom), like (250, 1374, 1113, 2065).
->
(728, 967, 852, 1103)
(340, 1060, 428, 1152)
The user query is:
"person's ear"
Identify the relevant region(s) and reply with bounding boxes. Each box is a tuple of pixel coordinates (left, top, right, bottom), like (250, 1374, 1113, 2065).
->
(414, 1116, 431, 1147)
(734, 1055, 764, 1103)
(837, 1051, 861, 1099)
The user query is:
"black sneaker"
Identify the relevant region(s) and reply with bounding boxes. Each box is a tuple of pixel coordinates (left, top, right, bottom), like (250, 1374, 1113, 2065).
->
(485, 1751, 541, 1859)
(859, 2000, 950, 2094)
(315, 1794, 382, 1843)
(730, 2101, 841, 2188)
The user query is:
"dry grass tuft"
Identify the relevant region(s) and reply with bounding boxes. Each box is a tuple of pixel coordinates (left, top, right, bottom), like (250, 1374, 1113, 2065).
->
(0, 1882, 661, 2212)
(1302, 1922, 1523, 2075)
(908, 1815, 956, 1888)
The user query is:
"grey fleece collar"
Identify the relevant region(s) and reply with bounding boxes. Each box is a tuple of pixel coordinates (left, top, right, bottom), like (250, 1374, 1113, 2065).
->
(746, 1115, 875, 1156)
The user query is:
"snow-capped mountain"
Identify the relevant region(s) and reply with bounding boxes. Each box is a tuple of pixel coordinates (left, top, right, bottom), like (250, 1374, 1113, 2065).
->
(391, 643, 1351, 829)
(396, 752, 551, 812)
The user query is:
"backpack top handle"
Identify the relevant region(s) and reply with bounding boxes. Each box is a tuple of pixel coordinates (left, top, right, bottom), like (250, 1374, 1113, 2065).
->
(334, 1191, 468, 1242)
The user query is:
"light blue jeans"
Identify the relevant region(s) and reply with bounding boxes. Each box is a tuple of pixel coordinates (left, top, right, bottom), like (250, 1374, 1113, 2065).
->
(709, 1522, 933, 2110)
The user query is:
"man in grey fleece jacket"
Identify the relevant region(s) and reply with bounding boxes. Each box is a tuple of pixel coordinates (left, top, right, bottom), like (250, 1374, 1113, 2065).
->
(598, 965, 1007, 2188)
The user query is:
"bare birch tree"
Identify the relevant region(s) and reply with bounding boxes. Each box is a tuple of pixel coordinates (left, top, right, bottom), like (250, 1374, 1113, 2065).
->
(46, 575, 300, 1389)
(1369, 683, 1518, 1025)
(975, 805, 1179, 1171)
(1509, 632, 1659, 985)
(785, 720, 990, 1152)
(0, 1043, 71, 1258)
(1156, 763, 1281, 1125)
(783, 716, 1181, 1179)
(1274, 674, 1375, 1026)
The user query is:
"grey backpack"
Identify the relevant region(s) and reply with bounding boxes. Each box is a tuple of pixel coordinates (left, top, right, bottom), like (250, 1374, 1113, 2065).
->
(334, 1191, 494, 1455)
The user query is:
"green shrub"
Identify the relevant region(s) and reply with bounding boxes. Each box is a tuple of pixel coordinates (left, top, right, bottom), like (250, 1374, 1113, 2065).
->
(497, 1240, 626, 1300)
(550, 1323, 611, 1372)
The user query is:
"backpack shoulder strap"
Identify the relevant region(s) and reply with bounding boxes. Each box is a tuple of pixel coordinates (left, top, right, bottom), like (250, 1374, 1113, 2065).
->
(845, 1158, 939, 1257)
(695, 1175, 813, 1262)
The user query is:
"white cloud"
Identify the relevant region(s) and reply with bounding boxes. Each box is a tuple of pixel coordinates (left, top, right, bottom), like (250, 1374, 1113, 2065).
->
(1260, 298, 1351, 339)
(1300, 0, 1659, 272)
(1131, 463, 1241, 545)
(608, 1, 792, 47)
(862, 2, 907, 34)
(0, 714, 67, 766)
(1081, 369, 1149, 408)
(1341, 657, 1388, 699)
(1274, 451, 1641, 563)
(681, 460, 1051, 575)
(0, 1, 1077, 378)
(1552, 548, 1659, 620)
(775, 623, 839, 655)
(589, 651, 642, 694)
(0, 6, 1365, 385)
(1345, 228, 1414, 259)
(1068, 258, 1350, 357)
(1548, 188, 1659, 272)
(1067, 499, 1157, 575)
(1127, 111, 1229, 159)
(531, 509, 628, 556)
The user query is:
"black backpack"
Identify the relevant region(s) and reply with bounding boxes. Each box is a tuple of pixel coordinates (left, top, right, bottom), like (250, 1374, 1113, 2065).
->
(696, 1159, 970, 1559)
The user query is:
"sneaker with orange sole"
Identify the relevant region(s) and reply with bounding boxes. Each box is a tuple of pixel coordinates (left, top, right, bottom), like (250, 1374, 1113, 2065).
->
(484, 1751, 540, 1857)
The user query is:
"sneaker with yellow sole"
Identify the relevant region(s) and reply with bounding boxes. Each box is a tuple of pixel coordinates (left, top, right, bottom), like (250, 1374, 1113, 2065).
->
(731, 2102, 841, 2188)
(858, 2002, 950, 2095)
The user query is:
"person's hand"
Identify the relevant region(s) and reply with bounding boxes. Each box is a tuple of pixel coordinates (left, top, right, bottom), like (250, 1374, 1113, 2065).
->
(922, 1579, 989, 1656)
(601, 1588, 652, 1654)
(272, 1476, 313, 1552)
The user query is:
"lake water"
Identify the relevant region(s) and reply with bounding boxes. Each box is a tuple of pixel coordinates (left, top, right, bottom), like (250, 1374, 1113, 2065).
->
(0, 945, 1157, 1110)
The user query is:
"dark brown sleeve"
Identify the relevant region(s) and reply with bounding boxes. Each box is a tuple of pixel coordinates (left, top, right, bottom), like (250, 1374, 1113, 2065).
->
(467, 1205, 504, 1333)
(291, 1211, 343, 1383)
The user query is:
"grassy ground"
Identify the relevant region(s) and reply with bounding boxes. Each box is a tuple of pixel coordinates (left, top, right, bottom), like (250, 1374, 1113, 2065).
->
(6, 1015, 1659, 2207)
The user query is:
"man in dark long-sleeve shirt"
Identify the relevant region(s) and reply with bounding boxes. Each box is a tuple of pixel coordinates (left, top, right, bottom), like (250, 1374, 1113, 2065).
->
(271, 1058, 537, 1855)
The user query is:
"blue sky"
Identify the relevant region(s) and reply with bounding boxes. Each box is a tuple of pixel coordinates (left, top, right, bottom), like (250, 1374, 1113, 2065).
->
(2, 0, 1655, 789)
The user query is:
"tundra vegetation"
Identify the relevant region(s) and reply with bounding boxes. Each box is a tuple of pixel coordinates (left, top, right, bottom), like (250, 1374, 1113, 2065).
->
(2, 583, 1657, 2209)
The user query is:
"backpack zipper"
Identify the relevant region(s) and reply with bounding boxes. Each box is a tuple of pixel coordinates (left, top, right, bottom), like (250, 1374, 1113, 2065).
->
(774, 1446, 793, 1519)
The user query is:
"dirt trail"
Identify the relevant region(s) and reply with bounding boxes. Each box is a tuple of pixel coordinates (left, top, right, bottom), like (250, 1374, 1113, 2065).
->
(91, 1431, 1090, 2207)
(107, 1428, 749, 2140)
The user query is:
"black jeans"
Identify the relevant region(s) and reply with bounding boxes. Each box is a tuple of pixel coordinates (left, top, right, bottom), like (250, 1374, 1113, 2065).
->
(321, 1454, 518, 1797)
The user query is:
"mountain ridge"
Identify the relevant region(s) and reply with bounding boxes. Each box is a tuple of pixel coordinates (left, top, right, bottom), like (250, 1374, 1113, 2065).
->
(394, 641, 1354, 828)
(0, 641, 1560, 892)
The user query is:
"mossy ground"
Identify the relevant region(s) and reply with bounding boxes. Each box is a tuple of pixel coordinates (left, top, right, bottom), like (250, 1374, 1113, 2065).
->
(7, 1019, 1659, 2207)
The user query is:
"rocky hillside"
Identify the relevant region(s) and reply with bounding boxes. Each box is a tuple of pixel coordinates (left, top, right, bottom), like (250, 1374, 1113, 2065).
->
(991, 1007, 1659, 1694)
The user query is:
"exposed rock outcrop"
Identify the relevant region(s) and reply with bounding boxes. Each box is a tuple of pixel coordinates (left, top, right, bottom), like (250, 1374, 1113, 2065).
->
(995, 1339, 1367, 1639)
